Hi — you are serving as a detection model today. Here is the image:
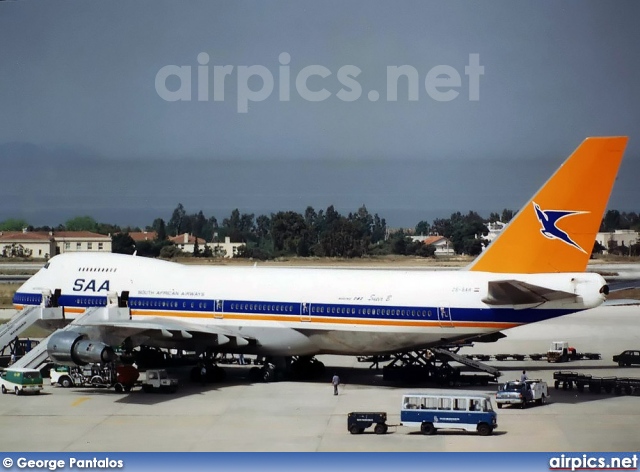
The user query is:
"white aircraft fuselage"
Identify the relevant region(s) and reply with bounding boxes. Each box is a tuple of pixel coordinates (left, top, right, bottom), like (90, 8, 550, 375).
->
(14, 252, 607, 356)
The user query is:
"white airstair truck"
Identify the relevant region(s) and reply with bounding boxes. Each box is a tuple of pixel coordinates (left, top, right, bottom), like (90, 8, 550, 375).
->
(0, 289, 66, 363)
(8, 291, 129, 371)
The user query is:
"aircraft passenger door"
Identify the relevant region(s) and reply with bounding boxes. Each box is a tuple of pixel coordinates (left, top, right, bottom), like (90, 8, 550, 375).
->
(214, 299, 224, 319)
(437, 303, 454, 328)
(300, 302, 311, 322)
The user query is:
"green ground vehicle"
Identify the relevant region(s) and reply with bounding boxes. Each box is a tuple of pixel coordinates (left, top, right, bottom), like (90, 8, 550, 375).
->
(0, 368, 43, 395)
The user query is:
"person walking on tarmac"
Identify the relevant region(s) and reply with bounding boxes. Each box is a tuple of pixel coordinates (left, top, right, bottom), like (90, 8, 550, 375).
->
(200, 364, 207, 386)
(521, 370, 528, 382)
(332, 373, 340, 395)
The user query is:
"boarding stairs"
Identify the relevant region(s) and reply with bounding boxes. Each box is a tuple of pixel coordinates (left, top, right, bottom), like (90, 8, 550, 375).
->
(0, 305, 66, 354)
(7, 295, 131, 370)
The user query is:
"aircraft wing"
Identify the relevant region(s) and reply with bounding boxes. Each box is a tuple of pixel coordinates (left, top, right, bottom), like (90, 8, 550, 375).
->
(482, 280, 577, 306)
(69, 316, 253, 349)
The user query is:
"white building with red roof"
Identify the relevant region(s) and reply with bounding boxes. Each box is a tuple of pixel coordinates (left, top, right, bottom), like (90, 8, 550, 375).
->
(0, 230, 56, 259)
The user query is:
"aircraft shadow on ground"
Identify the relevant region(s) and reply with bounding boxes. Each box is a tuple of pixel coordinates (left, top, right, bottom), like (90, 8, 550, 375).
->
(52, 361, 639, 405)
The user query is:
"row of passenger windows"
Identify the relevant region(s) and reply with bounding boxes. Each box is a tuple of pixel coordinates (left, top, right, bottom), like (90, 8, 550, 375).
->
(403, 397, 490, 412)
(15, 294, 440, 318)
(75, 298, 107, 306)
(311, 306, 434, 317)
(130, 300, 209, 310)
(230, 303, 294, 313)
(14, 294, 41, 304)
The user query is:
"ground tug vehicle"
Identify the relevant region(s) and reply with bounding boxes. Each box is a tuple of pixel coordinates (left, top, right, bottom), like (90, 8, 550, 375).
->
(496, 379, 548, 408)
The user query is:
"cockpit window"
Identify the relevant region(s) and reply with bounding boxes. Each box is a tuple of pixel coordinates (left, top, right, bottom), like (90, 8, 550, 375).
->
(44, 262, 50, 269)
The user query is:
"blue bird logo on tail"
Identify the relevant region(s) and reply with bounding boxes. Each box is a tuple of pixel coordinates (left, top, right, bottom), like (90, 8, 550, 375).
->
(532, 202, 589, 254)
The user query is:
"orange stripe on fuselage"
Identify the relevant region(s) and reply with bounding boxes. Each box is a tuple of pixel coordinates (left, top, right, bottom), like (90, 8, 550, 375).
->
(130, 309, 519, 330)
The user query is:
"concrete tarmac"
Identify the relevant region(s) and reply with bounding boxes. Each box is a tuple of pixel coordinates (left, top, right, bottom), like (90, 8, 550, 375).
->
(0, 305, 639, 452)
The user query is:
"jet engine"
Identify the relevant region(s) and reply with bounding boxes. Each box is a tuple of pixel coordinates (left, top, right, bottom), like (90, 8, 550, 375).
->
(47, 331, 116, 366)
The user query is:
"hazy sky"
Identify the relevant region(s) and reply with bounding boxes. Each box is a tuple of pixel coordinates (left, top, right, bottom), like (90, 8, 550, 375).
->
(1, 0, 639, 228)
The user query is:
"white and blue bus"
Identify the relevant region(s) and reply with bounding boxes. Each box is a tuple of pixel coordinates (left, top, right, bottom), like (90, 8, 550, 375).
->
(400, 392, 497, 436)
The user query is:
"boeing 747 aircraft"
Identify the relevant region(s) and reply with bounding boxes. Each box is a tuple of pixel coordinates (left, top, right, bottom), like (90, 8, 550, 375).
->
(10, 137, 628, 380)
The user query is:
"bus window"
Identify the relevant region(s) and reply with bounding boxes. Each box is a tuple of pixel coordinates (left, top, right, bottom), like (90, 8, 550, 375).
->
(438, 398, 452, 410)
(453, 398, 468, 411)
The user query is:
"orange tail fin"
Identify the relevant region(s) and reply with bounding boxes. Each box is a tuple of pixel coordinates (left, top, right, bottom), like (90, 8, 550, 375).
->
(468, 137, 628, 273)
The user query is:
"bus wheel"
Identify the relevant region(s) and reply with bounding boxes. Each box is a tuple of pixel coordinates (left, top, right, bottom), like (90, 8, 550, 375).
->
(1, 385, 6, 394)
(15, 387, 21, 396)
(60, 377, 72, 388)
(421, 422, 436, 435)
(477, 424, 492, 436)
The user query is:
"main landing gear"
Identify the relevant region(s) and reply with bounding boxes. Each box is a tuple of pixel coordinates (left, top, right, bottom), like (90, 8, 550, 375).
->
(248, 356, 326, 382)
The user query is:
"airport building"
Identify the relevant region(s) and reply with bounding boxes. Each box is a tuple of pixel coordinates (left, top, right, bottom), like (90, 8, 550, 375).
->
(0, 230, 56, 259)
(596, 230, 639, 253)
(0, 229, 112, 259)
(409, 234, 455, 256)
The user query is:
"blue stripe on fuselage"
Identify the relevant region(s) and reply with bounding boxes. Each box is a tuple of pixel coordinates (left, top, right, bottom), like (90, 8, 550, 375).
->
(13, 291, 580, 324)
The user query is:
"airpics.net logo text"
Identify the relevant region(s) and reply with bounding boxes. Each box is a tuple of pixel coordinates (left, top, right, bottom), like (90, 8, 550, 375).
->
(154, 52, 484, 113)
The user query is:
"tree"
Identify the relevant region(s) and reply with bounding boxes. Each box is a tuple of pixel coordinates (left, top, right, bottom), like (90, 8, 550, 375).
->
(95, 223, 121, 235)
(152, 218, 167, 241)
(415, 243, 436, 258)
(159, 245, 182, 260)
(167, 203, 187, 236)
(592, 241, 606, 256)
(602, 210, 621, 232)
(192, 211, 207, 239)
(111, 233, 135, 255)
(501, 209, 514, 223)
(222, 209, 255, 243)
(439, 211, 488, 255)
(64, 216, 98, 232)
(202, 243, 213, 258)
(2, 243, 32, 258)
(255, 215, 271, 241)
(193, 238, 200, 257)
(0, 218, 29, 231)
(415, 220, 430, 236)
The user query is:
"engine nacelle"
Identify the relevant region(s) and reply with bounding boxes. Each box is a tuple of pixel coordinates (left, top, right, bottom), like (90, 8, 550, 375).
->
(47, 331, 116, 366)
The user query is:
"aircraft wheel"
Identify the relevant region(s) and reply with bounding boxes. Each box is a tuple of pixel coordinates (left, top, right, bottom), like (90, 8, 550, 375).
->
(249, 367, 261, 382)
(261, 365, 275, 382)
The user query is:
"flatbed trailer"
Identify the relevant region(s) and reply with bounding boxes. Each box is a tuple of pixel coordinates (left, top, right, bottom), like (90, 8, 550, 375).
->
(553, 371, 640, 395)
